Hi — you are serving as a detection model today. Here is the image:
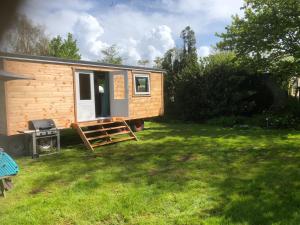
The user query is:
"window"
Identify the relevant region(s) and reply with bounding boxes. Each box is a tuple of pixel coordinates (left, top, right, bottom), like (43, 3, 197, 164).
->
(134, 74, 150, 95)
(79, 73, 91, 100)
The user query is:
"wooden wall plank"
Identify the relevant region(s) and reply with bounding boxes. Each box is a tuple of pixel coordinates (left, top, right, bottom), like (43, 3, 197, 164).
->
(4, 60, 76, 135)
(3, 59, 164, 135)
(113, 75, 125, 99)
(128, 71, 164, 118)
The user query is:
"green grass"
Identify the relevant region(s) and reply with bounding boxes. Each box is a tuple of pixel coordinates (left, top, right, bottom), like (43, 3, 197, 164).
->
(1, 121, 300, 225)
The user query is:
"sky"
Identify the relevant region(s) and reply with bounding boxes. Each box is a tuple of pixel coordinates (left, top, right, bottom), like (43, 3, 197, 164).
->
(20, 0, 244, 65)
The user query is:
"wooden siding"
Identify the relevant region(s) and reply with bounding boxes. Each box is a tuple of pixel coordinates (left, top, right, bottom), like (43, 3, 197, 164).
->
(113, 75, 125, 99)
(3, 59, 164, 135)
(4, 60, 75, 135)
(128, 71, 164, 118)
(0, 81, 7, 134)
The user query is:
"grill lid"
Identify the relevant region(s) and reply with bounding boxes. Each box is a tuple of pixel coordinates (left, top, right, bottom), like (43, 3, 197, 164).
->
(28, 119, 56, 131)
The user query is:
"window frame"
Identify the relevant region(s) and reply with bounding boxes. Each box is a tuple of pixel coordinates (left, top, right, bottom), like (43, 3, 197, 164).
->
(79, 72, 92, 100)
(133, 73, 151, 96)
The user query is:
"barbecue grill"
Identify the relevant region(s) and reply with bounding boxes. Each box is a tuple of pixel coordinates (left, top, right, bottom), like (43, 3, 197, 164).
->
(27, 119, 60, 158)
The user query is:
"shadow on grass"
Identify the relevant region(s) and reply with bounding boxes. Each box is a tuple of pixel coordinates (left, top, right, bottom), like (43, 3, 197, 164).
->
(28, 122, 300, 224)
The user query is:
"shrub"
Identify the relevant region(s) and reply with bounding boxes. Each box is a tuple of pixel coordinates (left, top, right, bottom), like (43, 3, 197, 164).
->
(206, 116, 249, 127)
(164, 52, 276, 121)
(205, 113, 300, 130)
(259, 114, 300, 129)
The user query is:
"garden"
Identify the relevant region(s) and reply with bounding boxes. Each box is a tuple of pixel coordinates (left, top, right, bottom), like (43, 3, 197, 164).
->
(1, 122, 300, 224)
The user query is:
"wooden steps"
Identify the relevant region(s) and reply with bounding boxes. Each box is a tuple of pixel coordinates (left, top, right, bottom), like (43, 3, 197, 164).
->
(72, 119, 138, 151)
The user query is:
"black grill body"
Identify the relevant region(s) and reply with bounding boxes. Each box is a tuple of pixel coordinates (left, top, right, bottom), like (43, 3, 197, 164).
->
(29, 119, 56, 131)
(28, 119, 60, 158)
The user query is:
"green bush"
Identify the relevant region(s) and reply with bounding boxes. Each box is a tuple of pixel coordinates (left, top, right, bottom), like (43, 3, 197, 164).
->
(205, 113, 300, 130)
(164, 52, 275, 121)
(206, 116, 249, 127)
(258, 114, 300, 129)
(252, 97, 300, 129)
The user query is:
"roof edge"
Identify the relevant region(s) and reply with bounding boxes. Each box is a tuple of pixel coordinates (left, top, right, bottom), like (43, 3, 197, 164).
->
(0, 52, 166, 73)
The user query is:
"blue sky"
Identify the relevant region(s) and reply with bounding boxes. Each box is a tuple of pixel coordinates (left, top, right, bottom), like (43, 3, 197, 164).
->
(20, 0, 244, 65)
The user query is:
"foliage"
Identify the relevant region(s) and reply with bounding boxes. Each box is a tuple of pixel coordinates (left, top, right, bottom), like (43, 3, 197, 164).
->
(48, 33, 81, 60)
(180, 26, 198, 69)
(0, 15, 49, 56)
(262, 113, 299, 129)
(162, 26, 201, 117)
(206, 97, 300, 129)
(1, 122, 300, 224)
(153, 56, 163, 69)
(217, 0, 300, 86)
(137, 59, 150, 66)
(162, 24, 297, 121)
(100, 44, 123, 65)
(200, 52, 273, 118)
(163, 46, 274, 120)
(206, 116, 248, 127)
(162, 48, 183, 115)
(258, 97, 300, 129)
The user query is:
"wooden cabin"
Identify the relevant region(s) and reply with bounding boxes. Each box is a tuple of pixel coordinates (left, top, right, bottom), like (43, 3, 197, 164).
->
(0, 52, 164, 154)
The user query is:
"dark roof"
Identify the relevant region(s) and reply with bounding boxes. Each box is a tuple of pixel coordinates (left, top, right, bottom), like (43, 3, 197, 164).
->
(0, 52, 165, 73)
(0, 70, 34, 81)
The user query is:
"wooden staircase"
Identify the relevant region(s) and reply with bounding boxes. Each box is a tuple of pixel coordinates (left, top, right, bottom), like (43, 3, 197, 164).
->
(72, 118, 138, 151)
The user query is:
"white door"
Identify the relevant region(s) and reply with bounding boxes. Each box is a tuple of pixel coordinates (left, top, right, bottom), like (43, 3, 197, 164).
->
(109, 71, 129, 117)
(75, 71, 95, 122)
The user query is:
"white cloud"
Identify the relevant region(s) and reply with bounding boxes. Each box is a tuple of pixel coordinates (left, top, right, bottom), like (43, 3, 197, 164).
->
(119, 25, 175, 65)
(73, 14, 109, 60)
(197, 46, 211, 57)
(19, 0, 244, 65)
(160, 0, 243, 19)
(20, 0, 93, 36)
(21, 1, 109, 60)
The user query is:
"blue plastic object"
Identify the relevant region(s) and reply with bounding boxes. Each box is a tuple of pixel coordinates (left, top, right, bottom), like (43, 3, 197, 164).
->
(0, 149, 19, 177)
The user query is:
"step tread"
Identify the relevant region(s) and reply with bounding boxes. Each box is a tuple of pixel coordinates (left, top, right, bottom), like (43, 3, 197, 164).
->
(77, 120, 123, 127)
(87, 131, 131, 141)
(109, 131, 131, 137)
(87, 134, 109, 141)
(83, 125, 127, 134)
(91, 136, 135, 148)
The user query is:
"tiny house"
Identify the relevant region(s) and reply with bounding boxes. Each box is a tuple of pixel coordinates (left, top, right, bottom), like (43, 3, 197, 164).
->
(0, 52, 164, 154)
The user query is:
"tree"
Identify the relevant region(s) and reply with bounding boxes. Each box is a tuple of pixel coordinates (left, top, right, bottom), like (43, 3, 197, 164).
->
(199, 52, 266, 118)
(162, 48, 181, 106)
(153, 57, 163, 69)
(179, 26, 199, 80)
(180, 26, 197, 64)
(137, 59, 150, 66)
(162, 26, 200, 117)
(100, 44, 123, 65)
(217, 0, 300, 85)
(48, 33, 81, 60)
(0, 15, 49, 56)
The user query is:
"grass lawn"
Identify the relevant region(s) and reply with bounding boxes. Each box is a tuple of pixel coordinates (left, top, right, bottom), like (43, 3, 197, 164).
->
(1, 121, 300, 225)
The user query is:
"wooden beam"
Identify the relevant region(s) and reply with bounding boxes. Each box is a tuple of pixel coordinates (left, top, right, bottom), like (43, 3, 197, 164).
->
(72, 123, 93, 151)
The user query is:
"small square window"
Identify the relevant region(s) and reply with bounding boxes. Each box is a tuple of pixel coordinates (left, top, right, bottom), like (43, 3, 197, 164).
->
(134, 74, 150, 95)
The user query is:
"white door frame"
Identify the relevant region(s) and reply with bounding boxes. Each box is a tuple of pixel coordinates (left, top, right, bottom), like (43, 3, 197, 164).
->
(75, 70, 96, 122)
